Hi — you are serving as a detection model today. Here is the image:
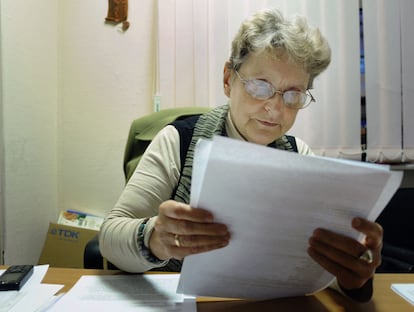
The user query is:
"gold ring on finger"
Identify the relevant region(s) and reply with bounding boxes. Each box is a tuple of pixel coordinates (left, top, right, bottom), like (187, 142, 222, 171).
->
(359, 249, 373, 264)
(174, 234, 181, 248)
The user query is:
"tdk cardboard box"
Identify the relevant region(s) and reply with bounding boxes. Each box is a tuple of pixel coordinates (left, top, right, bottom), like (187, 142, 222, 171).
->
(38, 222, 98, 268)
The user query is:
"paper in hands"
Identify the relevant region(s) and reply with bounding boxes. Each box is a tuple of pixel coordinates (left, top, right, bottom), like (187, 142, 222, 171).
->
(177, 135, 402, 300)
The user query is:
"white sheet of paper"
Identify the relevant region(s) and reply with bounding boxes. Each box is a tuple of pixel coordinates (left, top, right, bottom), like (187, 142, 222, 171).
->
(177, 135, 403, 299)
(47, 274, 196, 312)
(0, 265, 63, 312)
(391, 284, 414, 306)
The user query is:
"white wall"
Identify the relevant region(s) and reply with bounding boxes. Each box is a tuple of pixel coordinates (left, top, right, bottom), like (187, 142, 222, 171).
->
(59, 1, 156, 216)
(2, 0, 59, 265)
(0, 2, 4, 263)
(1, 0, 156, 264)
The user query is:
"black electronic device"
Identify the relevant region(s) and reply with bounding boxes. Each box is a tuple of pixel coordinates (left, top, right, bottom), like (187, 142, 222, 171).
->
(0, 265, 34, 291)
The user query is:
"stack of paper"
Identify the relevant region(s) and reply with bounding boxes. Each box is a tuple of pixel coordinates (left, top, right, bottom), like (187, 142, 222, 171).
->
(0, 265, 63, 312)
(178, 135, 403, 299)
(391, 284, 414, 306)
(47, 274, 195, 312)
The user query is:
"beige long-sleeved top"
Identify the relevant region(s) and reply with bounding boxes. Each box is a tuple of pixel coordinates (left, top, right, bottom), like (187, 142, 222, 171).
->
(99, 113, 313, 273)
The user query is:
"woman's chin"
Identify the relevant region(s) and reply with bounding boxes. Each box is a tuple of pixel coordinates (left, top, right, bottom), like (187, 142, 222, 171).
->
(246, 134, 279, 146)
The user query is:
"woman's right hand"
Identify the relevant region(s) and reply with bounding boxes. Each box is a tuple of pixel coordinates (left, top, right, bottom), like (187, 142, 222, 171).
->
(149, 200, 230, 260)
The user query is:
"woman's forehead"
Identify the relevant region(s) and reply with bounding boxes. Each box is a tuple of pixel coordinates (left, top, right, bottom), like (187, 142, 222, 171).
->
(240, 52, 310, 88)
(242, 52, 306, 75)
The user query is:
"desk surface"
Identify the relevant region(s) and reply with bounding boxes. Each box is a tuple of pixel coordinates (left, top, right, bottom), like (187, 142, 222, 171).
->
(37, 267, 414, 311)
(12, 266, 414, 311)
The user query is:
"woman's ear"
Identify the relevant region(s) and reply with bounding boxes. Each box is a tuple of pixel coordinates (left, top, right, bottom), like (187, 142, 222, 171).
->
(223, 62, 232, 97)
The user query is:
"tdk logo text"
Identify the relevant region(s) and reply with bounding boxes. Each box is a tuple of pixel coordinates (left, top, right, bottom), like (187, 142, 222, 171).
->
(50, 228, 80, 240)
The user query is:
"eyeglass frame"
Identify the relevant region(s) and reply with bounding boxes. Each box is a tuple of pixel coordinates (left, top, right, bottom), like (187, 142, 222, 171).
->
(233, 70, 315, 109)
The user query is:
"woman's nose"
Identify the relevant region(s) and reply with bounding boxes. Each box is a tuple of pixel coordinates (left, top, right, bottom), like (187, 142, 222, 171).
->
(264, 92, 285, 112)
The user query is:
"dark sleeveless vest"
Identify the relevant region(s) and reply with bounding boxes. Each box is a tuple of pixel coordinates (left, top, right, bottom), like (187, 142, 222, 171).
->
(159, 105, 298, 272)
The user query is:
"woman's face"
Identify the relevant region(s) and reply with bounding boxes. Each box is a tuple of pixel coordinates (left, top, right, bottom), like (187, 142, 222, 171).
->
(223, 52, 310, 145)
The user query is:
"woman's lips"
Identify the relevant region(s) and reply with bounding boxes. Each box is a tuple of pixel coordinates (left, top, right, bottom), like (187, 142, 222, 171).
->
(257, 119, 279, 127)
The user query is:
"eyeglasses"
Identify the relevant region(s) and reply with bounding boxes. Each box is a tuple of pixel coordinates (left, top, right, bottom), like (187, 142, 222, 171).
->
(234, 70, 315, 109)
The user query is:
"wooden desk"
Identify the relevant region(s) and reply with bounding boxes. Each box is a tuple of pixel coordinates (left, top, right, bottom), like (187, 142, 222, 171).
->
(28, 267, 414, 311)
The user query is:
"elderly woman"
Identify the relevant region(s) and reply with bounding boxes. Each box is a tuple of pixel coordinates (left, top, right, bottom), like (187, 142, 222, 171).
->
(100, 8, 382, 302)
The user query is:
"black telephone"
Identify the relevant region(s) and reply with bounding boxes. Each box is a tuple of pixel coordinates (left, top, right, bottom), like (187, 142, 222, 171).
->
(0, 265, 34, 291)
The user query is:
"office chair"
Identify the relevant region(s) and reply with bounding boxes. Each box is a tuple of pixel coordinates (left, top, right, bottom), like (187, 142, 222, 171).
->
(375, 187, 414, 273)
(83, 106, 211, 269)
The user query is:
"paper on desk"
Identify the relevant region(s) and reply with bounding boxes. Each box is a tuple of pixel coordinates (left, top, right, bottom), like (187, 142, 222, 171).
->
(177, 135, 403, 300)
(391, 284, 414, 306)
(0, 265, 63, 312)
(47, 274, 196, 312)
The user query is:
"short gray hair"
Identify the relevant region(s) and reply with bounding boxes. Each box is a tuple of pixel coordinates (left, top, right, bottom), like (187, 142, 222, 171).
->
(228, 8, 331, 88)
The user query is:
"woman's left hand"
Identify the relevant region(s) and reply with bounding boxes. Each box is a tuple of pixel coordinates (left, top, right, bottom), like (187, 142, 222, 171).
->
(308, 217, 382, 294)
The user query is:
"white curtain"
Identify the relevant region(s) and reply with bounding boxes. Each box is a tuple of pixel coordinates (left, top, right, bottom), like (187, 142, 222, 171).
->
(156, 0, 362, 159)
(363, 0, 414, 163)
